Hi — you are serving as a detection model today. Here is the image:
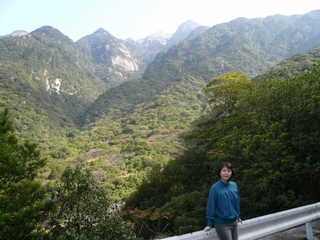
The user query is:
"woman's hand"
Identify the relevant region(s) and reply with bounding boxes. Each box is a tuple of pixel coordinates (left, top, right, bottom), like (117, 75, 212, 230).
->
(204, 226, 211, 231)
(238, 218, 243, 224)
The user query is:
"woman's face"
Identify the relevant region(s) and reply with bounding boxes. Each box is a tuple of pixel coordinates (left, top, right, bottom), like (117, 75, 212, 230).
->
(220, 166, 232, 182)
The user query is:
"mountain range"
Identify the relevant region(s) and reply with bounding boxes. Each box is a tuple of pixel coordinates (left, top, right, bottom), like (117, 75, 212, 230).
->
(1, 10, 320, 197)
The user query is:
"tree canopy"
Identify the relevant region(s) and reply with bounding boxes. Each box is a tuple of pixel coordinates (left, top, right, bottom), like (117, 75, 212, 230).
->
(45, 164, 136, 240)
(125, 64, 320, 238)
(0, 108, 47, 239)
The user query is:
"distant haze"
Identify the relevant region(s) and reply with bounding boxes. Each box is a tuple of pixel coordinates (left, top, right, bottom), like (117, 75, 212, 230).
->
(1, 0, 320, 41)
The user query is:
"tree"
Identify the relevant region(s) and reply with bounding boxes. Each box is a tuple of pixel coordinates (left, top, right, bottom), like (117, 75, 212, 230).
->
(46, 164, 136, 240)
(127, 65, 320, 237)
(0, 108, 47, 239)
(203, 71, 253, 116)
(124, 72, 255, 238)
(186, 65, 320, 218)
(223, 64, 320, 215)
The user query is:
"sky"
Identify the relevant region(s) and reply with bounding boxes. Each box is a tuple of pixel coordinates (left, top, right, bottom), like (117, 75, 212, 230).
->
(1, 0, 320, 42)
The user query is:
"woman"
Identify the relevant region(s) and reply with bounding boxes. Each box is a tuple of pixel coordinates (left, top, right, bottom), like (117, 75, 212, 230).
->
(204, 162, 241, 240)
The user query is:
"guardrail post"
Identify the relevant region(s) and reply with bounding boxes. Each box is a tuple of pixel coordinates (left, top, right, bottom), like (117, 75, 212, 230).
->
(305, 222, 313, 240)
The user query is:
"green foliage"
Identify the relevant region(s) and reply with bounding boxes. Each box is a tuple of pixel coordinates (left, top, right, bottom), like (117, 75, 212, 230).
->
(0, 108, 47, 239)
(0, 28, 103, 160)
(161, 191, 207, 235)
(253, 48, 320, 80)
(84, 11, 320, 133)
(124, 150, 211, 238)
(122, 139, 153, 155)
(125, 64, 320, 237)
(0, 24, 145, 162)
(76, 29, 144, 90)
(225, 64, 320, 215)
(46, 164, 136, 239)
(143, 11, 320, 85)
(2, 12, 320, 239)
(203, 71, 253, 116)
(185, 65, 320, 216)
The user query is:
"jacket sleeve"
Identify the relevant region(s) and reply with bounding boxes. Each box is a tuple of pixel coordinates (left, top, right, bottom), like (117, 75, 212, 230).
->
(237, 184, 240, 219)
(206, 186, 215, 227)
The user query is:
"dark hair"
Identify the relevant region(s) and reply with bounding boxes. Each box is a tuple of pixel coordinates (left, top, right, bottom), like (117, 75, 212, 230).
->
(217, 162, 235, 178)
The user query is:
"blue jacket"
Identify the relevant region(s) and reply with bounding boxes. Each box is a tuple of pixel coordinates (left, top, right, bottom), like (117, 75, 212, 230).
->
(206, 179, 240, 227)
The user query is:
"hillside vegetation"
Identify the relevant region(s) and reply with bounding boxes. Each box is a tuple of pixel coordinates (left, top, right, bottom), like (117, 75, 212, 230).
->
(1, 10, 320, 239)
(124, 66, 320, 238)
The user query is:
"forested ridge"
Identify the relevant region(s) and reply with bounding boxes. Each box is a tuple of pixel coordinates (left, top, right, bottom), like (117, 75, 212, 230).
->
(1, 10, 320, 239)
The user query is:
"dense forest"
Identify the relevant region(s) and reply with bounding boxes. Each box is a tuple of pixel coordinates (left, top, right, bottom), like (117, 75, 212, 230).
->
(1, 10, 320, 239)
(2, 64, 320, 238)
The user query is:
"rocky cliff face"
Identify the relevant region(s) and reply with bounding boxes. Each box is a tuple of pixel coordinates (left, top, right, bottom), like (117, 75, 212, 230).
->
(78, 28, 139, 70)
(164, 19, 202, 49)
(124, 20, 205, 64)
(76, 28, 143, 88)
(111, 43, 139, 71)
(10, 30, 29, 37)
(137, 31, 172, 49)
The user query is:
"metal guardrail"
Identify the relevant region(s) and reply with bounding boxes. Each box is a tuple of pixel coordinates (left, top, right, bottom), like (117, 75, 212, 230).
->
(158, 202, 320, 240)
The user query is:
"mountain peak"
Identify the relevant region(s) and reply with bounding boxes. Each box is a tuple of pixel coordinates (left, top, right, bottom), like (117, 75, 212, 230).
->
(177, 19, 201, 32)
(33, 25, 61, 34)
(137, 31, 172, 45)
(31, 26, 73, 42)
(10, 30, 29, 37)
(92, 28, 113, 38)
(164, 19, 202, 48)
